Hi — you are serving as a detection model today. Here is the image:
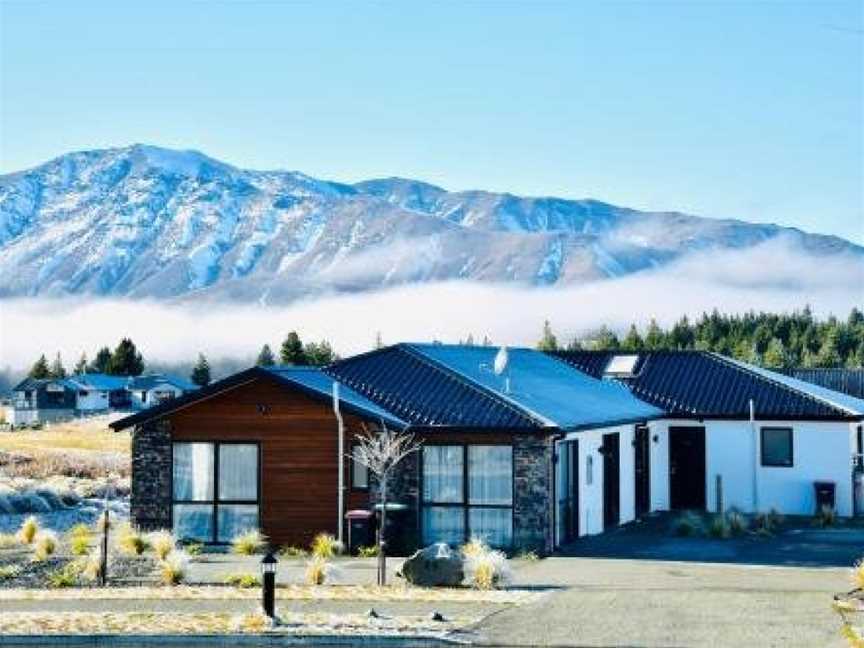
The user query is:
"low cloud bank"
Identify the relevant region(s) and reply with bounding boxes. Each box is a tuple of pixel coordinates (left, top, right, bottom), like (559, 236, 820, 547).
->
(0, 238, 861, 372)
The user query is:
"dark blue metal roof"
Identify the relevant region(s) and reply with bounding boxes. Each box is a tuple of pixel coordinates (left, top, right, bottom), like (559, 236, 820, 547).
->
(325, 345, 541, 429)
(552, 350, 862, 420)
(783, 368, 864, 400)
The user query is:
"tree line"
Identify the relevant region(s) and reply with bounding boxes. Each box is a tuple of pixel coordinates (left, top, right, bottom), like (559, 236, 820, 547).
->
(28, 338, 146, 380)
(255, 331, 338, 368)
(536, 307, 864, 369)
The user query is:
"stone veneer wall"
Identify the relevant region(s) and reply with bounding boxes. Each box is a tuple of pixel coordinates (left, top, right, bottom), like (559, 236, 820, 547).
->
(130, 418, 172, 531)
(513, 434, 554, 553)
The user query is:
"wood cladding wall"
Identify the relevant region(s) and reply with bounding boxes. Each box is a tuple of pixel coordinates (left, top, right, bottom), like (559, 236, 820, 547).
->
(167, 376, 370, 547)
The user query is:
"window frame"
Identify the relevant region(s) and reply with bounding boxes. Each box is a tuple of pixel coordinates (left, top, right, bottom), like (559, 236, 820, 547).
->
(350, 442, 369, 491)
(760, 427, 794, 468)
(171, 441, 262, 544)
(419, 443, 515, 547)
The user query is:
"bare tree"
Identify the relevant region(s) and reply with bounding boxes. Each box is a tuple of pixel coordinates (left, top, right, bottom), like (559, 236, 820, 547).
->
(352, 423, 420, 586)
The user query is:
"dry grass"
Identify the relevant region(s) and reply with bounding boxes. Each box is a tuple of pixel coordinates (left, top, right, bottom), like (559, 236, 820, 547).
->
(0, 584, 540, 604)
(158, 551, 189, 585)
(0, 611, 471, 636)
(32, 530, 59, 561)
(147, 530, 176, 561)
(0, 418, 129, 454)
(310, 532, 342, 559)
(231, 529, 267, 556)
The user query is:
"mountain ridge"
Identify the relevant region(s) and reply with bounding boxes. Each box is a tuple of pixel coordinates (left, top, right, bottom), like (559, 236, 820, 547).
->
(0, 144, 860, 304)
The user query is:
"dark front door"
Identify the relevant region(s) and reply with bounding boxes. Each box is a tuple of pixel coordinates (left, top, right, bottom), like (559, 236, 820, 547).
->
(634, 426, 650, 517)
(556, 440, 580, 544)
(669, 427, 706, 510)
(602, 433, 620, 530)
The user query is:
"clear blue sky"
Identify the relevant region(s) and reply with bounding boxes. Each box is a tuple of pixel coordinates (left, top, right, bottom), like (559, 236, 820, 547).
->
(2, 1, 862, 242)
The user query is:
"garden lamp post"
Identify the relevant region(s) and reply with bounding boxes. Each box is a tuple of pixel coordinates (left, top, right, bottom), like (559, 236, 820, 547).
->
(261, 551, 278, 619)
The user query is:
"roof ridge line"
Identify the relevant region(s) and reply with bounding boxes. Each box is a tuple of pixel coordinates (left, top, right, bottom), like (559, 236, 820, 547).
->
(706, 352, 851, 417)
(400, 344, 548, 428)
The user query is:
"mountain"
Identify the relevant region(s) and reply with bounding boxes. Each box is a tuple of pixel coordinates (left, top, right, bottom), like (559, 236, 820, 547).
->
(0, 144, 860, 304)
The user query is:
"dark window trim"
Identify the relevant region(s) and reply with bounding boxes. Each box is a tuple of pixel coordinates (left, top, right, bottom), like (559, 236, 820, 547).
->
(349, 442, 369, 491)
(171, 441, 262, 545)
(419, 442, 515, 547)
(760, 427, 793, 468)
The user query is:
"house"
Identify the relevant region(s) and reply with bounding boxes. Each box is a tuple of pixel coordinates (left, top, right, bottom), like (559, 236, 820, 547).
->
(552, 350, 864, 525)
(111, 344, 864, 554)
(126, 374, 197, 410)
(111, 345, 661, 551)
(6, 377, 77, 426)
(67, 373, 132, 412)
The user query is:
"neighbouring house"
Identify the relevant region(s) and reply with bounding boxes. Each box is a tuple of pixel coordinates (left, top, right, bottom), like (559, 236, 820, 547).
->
(111, 344, 864, 554)
(5, 372, 196, 426)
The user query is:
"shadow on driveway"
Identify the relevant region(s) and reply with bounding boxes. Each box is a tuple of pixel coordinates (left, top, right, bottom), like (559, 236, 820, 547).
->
(556, 512, 864, 568)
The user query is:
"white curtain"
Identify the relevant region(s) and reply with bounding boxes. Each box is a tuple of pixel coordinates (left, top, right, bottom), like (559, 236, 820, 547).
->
(218, 444, 258, 501)
(422, 507, 464, 545)
(468, 446, 512, 505)
(172, 443, 214, 501)
(469, 508, 512, 547)
(422, 446, 463, 503)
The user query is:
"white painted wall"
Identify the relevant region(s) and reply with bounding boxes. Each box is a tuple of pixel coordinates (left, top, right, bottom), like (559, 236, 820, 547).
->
(76, 390, 111, 411)
(130, 385, 185, 410)
(649, 418, 855, 517)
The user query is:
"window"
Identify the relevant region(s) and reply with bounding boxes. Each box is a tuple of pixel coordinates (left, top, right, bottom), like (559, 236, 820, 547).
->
(761, 427, 793, 467)
(604, 354, 639, 377)
(172, 442, 260, 543)
(421, 445, 513, 547)
(350, 444, 369, 490)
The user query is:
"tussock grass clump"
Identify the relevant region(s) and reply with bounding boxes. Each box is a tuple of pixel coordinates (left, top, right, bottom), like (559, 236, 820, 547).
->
(184, 542, 204, 556)
(673, 511, 702, 537)
(357, 545, 378, 558)
(0, 565, 21, 580)
(461, 536, 489, 559)
(148, 530, 176, 561)
(33, 530, 59, 561)
(279, 545, 308, 558)
(117, 524, 149, 556)
(305, 556, 335, 585)
(69, 523, 92, 539)
(852, 559, 864, 590)
(18, 516, 39, 544)
(231, 610, 275, 633)
(224, 572, 261, 588)
(159, 550, 189, 586)
(465, 548, 512, 590)
(232, 530, 267, 556)
(70, 535, 91, 556)
(516, 550, 540, 561)
(310, 532, 342, 559)
(82, 551, 105, 583)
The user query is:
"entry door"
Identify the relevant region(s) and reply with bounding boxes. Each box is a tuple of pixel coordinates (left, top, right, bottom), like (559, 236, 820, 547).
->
(634, 426, 650, 517)
(602, 433, 620, 529)
(556, 440, 579, 543)
(669, 427, 706, 510)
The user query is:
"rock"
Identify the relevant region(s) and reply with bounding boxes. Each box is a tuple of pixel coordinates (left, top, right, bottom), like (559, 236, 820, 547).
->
(399, 543, 464, 587)
(429, 611, 446, 622)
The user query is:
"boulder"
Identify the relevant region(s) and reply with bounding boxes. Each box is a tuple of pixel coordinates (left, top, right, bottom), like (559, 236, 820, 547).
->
(398, 543, 464, 587)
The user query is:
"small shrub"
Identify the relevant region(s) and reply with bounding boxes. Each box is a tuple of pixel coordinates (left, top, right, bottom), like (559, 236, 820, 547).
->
(33, 530, 58, 561)
(0, 533, 19, 549)
(465, 549, 512, 590)
(461, 536, 489, 559)
(305, 556, 333, 585)
(727, 511, 747, 536)
(159, 550, 189, 586)
(357, 545, 378, 558)
(0, 565, 21, 580)
(516, 550, 540, 562)
(148, 530, 176, 561)
(117, 525, 149, 556)
(673, 511, 701, 537)
(68, 523, 92, 540)
(184, 542, 204, 556)
(708, 515, 730, 539)
(46, 561, 81, 588)
(225, 572, 261, 588)
(70, 535, 90, 556)
(18, 516, 39, 544)
(279, 545, 308, 558)
(815, 505, 836, 528)
(232, 529, 267, 556)
(231, 611, 275, 633)
(310, 532, 342, 559)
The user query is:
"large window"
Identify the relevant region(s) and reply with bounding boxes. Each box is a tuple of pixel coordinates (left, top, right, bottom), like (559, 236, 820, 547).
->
(351, 443, 369, 490)
(422, 445, 513, 547)
(761, 427, 793, 467)
(172, 442, 260, 543)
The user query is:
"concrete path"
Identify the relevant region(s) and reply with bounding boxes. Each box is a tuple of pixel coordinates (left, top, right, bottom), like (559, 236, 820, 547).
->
(477, 557, 849, 647)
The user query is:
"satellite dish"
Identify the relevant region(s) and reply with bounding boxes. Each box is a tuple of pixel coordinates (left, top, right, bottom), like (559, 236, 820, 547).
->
(493, 346, 509, 375)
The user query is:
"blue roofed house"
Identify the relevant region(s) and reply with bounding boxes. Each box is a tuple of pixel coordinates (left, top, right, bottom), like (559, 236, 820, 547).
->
(7, 377, 78, 426)
(126, 374, 198, 410)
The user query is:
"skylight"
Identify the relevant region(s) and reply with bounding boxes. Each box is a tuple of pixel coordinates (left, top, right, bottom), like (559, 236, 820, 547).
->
(604, 354, 639, 377)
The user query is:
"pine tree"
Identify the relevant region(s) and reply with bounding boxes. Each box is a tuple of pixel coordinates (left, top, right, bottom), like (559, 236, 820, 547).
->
(49, 352, 67, 379)
(482, 336, 492, 347)
(280, 332, 307, 365)
(536, 320, 559, 351)
(256, 344, 275, 366)
(763, 338, 789, 369)
(644, 319, 665, 350)
(89, 347, 112, 373)
(374, 332, 384, 349)
(190, 353, 211, 386)
(304, 340, 337, 366)
(29, 354, 50, 379)
(591, 326, 620, 351)
(73, 353, 88, 375)
(108, 338, 145, 376)
(621, 324, 644, 351)
(464, 334, 475, 346)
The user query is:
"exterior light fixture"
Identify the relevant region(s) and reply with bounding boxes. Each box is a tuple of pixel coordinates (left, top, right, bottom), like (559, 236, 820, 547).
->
(261, 551, 278, 618)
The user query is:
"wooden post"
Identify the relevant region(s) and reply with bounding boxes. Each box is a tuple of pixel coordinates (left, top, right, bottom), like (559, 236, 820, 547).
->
(100, 508, 109, 587)
(715, 474, 723, 514)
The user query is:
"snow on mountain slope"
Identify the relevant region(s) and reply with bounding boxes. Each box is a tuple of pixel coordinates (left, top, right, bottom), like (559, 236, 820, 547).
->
(0, 145, 860, 303)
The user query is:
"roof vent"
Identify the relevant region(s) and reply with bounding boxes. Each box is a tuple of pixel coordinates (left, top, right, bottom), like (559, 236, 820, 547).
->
(604, 354, 639, 378)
